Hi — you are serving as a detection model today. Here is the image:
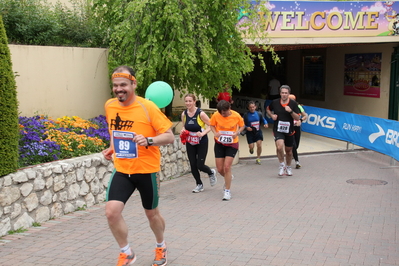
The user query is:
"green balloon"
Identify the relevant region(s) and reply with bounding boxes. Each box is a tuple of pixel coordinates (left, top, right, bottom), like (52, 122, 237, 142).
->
(145, 81, 173, 108)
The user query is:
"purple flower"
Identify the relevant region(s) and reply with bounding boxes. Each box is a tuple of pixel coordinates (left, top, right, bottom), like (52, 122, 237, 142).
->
(18, 115, 110, 168)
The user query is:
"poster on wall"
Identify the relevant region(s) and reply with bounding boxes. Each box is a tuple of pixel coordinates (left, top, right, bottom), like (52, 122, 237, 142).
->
(343, 53, 382, 98)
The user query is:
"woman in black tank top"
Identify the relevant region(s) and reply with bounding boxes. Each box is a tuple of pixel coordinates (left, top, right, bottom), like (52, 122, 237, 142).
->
(180, 94, 217, 193)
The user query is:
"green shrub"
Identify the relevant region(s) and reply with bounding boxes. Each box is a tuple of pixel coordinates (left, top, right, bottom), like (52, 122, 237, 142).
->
(0, 0, 107, 47)
(0, 15, 19, 176)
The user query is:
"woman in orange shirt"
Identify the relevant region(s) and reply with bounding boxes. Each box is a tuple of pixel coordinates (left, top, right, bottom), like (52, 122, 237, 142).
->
(210, 100, 245, 201)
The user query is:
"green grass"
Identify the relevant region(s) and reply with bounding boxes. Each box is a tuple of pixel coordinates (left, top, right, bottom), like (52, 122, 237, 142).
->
(32, 222, 41, 227)
(7, 227, 27, 235)
(75, 205, 87, 211)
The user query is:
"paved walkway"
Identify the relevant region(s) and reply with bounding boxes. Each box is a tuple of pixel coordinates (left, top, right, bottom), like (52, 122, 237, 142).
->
(0, 134, 398, 265)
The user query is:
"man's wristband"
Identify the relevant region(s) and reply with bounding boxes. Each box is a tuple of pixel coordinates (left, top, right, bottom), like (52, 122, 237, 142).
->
(289, 110, 293, 114)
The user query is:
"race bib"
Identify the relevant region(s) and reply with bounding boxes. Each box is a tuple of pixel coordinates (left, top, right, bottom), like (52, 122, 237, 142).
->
(187, 132, 200, 145)
(218, 131, 234, 144)
(277, 121, 290, 133)
(250, 121, 260, 131)
(112, 130, 138, 159)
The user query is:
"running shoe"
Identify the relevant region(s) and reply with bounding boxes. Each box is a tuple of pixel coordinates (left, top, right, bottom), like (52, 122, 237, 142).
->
(192, 184, 204, 193)
(286, 166, 293, 176)
(223, 190, 232, 201)
(278, 165, 285, 176)
(256, 158, 261, 165)
(296, 161, 302, 169)
(209, 169, 217, 186)
(152, 247, 167, 266)
(116, 249, 136, 266)
(249, 148, 254, 154)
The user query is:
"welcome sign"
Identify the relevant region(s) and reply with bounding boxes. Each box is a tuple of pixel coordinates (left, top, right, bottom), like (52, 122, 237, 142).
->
(241, 1, 399, 37)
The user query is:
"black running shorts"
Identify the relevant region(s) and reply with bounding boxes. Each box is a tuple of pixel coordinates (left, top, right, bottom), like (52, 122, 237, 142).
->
(214, 141, 238, 158)
(273, 131, 294, 147)
(245, 130, 264, 144)
(106, 171, 160, 210)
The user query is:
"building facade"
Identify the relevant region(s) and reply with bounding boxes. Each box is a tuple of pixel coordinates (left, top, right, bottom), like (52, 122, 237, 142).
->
(232, 1, 399, 120)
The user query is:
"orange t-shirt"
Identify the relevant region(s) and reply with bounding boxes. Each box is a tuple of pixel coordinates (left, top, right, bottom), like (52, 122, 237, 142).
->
(105, 96, 172, 174)
(209, 110, 244, 144)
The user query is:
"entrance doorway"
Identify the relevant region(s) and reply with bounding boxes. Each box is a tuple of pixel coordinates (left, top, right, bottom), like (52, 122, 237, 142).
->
(234, 51, 287, 100)
(388, 46, 399, 120)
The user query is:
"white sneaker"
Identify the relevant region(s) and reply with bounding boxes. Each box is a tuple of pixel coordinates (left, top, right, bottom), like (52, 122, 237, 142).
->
(278, 165, 285, 176)
(192, 184, 204, 193)
(209, 169, 217, 186)
(286, 166, 293, 176)
(223, 190, 231, 201)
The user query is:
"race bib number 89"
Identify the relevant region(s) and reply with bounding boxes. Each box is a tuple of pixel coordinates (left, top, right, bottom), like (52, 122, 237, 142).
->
(112, 130, 138, 159)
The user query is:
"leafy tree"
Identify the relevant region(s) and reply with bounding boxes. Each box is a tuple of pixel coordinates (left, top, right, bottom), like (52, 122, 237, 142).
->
(92, 0, 278, 99)
(0, 15, 19, 176)
(0, 0, 106, 47)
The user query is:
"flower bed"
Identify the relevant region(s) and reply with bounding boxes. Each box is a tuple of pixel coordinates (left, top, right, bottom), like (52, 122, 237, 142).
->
(18, 115, 110, 168)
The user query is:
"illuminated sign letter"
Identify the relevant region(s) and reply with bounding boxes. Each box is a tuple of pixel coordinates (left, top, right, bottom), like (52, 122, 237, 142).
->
(263, 11, 280, 31)
(281, 11, 295, 30)
(311, 12, 325, 30)
(326, 12, 343, 30)
(343, 11, 364, 30)
(366, 12, 379, 29)
(296, 11, 309, 30)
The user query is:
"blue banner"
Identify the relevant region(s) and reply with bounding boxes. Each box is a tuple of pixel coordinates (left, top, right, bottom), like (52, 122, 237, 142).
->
(301, 106, 399, 161)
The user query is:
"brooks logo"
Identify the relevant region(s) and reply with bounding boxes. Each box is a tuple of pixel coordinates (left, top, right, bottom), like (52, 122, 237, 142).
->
(368, 124, 385, 143)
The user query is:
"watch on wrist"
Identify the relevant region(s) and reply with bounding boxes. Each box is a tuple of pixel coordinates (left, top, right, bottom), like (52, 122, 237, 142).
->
(146, 137, 154, 146)
(289, 110, 293, 114)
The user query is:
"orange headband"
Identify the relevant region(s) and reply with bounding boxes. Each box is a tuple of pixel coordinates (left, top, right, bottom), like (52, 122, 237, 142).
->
(111, 73, 136, 81)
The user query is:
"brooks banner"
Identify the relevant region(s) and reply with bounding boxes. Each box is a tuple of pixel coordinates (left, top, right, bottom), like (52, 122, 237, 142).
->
(301, 106, 399, 161)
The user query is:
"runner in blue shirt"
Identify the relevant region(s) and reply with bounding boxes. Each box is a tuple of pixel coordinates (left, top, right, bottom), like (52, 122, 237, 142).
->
(242, 101, 269, 165)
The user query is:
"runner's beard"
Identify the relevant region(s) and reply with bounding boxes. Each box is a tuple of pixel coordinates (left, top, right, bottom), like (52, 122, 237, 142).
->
(116, 92, 126, 102)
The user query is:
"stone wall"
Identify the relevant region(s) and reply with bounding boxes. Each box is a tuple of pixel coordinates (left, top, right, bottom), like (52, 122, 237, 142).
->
(0, 137, 189, 237)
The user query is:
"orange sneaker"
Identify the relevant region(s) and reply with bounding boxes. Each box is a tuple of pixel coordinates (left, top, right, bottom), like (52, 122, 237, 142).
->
(116, 249, 136, 266)
(152, 246, 167, 266)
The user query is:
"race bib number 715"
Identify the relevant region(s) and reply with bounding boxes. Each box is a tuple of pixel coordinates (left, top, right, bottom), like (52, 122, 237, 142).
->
(218, 131, 234, 144)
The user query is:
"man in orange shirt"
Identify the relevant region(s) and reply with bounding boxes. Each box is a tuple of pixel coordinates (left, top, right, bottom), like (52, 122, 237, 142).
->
(210, 100, 245, 201)
(102, 66, 174, 266)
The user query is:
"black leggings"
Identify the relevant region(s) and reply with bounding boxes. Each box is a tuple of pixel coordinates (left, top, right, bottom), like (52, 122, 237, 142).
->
(293, 126, 301, 161)
(186, 142, 212, 185)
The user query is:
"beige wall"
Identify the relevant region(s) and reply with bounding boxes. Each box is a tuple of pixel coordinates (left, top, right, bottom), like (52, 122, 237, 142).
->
(10, 44, 208, 120)
(10, 45, 110, 119)
(286, 43, 396, 119)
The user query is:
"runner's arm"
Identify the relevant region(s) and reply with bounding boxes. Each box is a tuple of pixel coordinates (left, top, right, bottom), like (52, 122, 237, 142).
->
(133, 128, 175, 147)
(210, 125, 220, 138)
(199, 111, 211, 136)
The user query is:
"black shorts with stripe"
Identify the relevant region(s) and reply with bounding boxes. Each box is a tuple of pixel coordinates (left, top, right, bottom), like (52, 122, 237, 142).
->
(106, 170, 160, 210)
